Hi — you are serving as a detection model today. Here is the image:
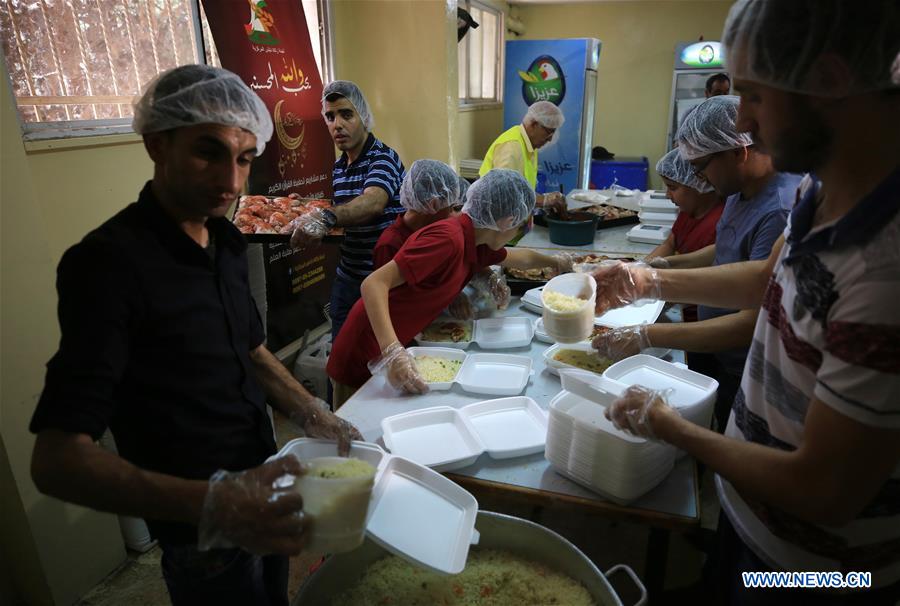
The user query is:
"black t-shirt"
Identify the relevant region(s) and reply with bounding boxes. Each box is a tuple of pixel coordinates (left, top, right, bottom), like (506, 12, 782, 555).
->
(30, 182, 276, 544)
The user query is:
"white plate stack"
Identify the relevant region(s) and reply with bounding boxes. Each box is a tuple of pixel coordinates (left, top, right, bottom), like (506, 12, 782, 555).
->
(545, 389, 676, 504)
(627, 194, 678, 245)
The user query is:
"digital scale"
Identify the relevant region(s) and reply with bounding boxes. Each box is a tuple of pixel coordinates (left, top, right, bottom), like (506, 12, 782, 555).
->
(627, 223, 672, 245)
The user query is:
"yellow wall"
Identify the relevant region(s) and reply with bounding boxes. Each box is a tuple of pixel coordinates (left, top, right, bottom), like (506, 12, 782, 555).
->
(2, 68, 135, 604)
(330, 0, 458, 168)
(515, 0, 732, 188)
(457, 106, 504, 161)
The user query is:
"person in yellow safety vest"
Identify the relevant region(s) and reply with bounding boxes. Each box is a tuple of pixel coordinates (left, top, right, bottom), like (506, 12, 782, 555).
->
(479, 101, 567, 217)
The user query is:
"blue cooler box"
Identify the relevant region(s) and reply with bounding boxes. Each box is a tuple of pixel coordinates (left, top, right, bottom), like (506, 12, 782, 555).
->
(589, 157, 649, 190)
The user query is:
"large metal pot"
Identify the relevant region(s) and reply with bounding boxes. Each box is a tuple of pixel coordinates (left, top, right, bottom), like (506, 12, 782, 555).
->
(294, 510, 646, 605)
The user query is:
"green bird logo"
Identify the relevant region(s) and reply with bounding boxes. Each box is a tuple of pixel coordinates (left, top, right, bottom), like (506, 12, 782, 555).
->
(519, 55, 566, 105)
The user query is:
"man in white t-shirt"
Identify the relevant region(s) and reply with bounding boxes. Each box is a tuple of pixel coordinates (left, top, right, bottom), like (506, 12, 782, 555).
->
(584, 1, 900, 604)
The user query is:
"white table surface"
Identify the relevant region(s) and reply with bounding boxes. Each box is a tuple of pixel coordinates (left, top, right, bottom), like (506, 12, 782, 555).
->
(336, 302, 699, 528)
(518, 223, 656, 257)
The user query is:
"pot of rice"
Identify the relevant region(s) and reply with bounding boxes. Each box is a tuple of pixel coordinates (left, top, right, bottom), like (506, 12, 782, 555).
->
(294, 511, 644, 605)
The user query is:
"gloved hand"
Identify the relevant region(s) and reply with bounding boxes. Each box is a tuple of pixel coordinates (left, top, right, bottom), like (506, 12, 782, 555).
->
(447, 286, 477, 320)
(575, 260, 662, 315)
(198, 456, 309, 555)
(289, 398, 363, 456)
(592, 325, 651, 361)
(605, 385, 677, 439)
(289, 209, 331, 250)
(367, 342, 429, 395)
(647, 257, 670, 269)
(487, 271, 511, 310)
(552, 252, 578, 275)
(540, 191, 567, 216)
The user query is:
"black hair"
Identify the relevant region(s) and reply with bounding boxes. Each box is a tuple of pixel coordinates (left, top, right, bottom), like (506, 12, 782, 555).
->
(705, 73, 731, 93)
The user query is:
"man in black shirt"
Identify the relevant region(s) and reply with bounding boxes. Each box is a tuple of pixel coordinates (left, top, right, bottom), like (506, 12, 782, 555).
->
(29, 65, 360, 606)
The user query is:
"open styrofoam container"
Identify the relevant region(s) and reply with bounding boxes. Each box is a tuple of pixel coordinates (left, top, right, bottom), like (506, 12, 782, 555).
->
(456, 353, 533, 396)
(270, 438, 479, 574)
(408, 347, 468, 391)
(522, 287, 665, 329)
(414, 318, 474, 349)
(408, 349, 533, 396)
(627, 223, 672, 245)
(543, 342, 616, 376)
(472, 316, 534, 349)
(415, 317, 534, 350)
(604, 354, 718, 427)
(382, 397, 548, 470)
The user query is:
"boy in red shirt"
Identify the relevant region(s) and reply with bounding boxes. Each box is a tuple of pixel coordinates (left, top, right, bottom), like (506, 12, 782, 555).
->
(373, 159, 460, 268)
(327, 169, 572, 406)
(646, 148, 724, 264)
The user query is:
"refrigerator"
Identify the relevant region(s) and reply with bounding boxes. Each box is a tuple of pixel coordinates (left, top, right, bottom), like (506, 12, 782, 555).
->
(503, 38, 601, 194)
(665, 41, 727, 151)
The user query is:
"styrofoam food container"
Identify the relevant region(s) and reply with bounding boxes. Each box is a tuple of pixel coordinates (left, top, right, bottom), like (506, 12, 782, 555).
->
(271, 438, 479, 574)
(382, 398, 548, 470)
(472, 316, 534, 349)
(603, 354, 718, 427)
(543, 342, 615, 376)
(456, 353, 532, 396)
(295, 456, 376, 553)
(523, 286, 665, 329)
(541, 273, 597, 343)
(639, 196, 678, 214)
(381, 406, 483, 471)
(534, 318, 554, 344)
(414, 318, 474, 349)
(460, 397, 547, 459)
(408, 347, 468, 391)
(638, 211, 678, 227)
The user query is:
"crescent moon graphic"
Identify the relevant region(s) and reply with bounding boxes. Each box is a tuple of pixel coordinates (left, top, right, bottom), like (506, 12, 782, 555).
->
(274, 99, 304, 150)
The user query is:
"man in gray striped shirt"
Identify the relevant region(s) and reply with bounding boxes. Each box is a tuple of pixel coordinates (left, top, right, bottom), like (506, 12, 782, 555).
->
(290, 81, 405, 341)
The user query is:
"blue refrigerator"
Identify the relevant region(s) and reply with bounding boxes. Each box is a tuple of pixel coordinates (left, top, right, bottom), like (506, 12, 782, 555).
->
(504, 38, 601, 194)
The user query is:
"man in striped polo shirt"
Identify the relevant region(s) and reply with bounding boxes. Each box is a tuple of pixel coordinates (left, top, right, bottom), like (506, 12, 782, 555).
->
(588, 1, 900, 603)
(290, 80, 405, 340)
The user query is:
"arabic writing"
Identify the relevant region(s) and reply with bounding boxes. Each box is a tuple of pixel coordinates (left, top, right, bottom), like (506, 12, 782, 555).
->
(267, 172, 329, 195)
(249, 58, 312, 94)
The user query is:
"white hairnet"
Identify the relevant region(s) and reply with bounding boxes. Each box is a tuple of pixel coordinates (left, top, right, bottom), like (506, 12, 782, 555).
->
(322, 80, 373, 130)
(462, 169, 536, 231)
(723, 0, 900, 97)
(524, 101, 565, 130)
(399, 159, 460, 214)
(457, 176, 471, 205)
(132, 65, 273, 155)
(676, 95, 753, 160)
(656, 148, 714, 193)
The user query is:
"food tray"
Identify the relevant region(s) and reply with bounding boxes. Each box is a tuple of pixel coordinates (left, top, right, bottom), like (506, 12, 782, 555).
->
(415, 318, 533, 350)
(231, 194, 343, 243)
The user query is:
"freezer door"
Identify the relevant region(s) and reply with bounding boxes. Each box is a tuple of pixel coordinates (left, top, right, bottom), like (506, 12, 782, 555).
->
(578, 69, 597, 190)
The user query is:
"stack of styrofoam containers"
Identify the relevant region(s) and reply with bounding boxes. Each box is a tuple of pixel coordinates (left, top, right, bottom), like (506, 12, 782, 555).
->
(545, 387, 676, 504)
(294, 335, 332, 400)
(638, 192, 679, 228)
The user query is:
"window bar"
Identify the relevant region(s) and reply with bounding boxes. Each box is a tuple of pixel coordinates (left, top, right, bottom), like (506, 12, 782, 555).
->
(5, 0, 41, 121)
(163, 0, 180, 66)
(63, 0, 98, 119)
(143, 0, 163, 79)
(93, 0, 124, 118)
(122, 0, 144, 93)
(39, 0, 74, 120)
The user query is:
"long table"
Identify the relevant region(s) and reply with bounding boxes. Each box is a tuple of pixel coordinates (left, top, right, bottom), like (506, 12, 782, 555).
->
(335, 301, 700, 597)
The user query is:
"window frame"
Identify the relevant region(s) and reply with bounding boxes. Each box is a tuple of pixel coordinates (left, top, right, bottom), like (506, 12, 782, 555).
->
(4, 0, 333, 142)
(458, 0, 504, 110)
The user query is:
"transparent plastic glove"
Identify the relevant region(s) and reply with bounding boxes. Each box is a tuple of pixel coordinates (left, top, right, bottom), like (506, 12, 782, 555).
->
(367, 342, 429, 395)
(553, 252, 578, 275)
(647, 257, 670, 269)
(289, 209, 330, 250)
(488, 271, 511, 310)
(592, 325, 651, 361)
(604, 385, 677, 440)
(447, 288, 476, 320)
(575, 260, 661, 315)
(289, 398, 363, 457)
(198, 456, 309, 555)
(541, 191, 567, 216)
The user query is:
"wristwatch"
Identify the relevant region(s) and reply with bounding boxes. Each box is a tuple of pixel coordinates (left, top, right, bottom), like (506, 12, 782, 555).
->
(321, 208, 338, 229)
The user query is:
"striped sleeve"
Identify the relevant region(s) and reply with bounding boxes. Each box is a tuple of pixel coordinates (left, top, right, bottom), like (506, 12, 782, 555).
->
(363, 150, 403, 200)
(814, 268, 900, 427)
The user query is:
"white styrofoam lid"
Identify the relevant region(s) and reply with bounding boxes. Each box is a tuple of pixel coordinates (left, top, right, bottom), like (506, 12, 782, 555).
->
(549, 390, 647, 444)
(627, 223, 671, 244)
(381, 407, 483, 469)
(638, 211, 678, 227)
(595, 299, 665, 328)
(460, 397, 547, 458)
(533, 318, 554, 343)
(474, 317, 534, 349)
(366, 456, 479, 574)
(456, 353, 532, 395)
(270, 438, 387, 472)
(603, 354, 718, 409)
(559, 369, 626, 405)
(640, 197, 678, 213)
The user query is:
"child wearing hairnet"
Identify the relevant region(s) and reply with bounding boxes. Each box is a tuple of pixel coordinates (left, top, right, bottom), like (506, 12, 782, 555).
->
(326, 169, 573, 406)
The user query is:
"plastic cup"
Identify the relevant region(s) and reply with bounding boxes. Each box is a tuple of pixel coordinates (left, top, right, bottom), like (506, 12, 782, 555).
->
(295, 456, 376, 553)
(541, 273, 597, 343)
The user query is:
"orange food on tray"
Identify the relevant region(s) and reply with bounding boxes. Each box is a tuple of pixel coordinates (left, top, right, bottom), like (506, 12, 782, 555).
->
(233, 195, 333, 235)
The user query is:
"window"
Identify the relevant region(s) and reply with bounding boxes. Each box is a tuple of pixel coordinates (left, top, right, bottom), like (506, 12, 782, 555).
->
(1, 0, 332, 140)
(458, 0, 503, 106)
